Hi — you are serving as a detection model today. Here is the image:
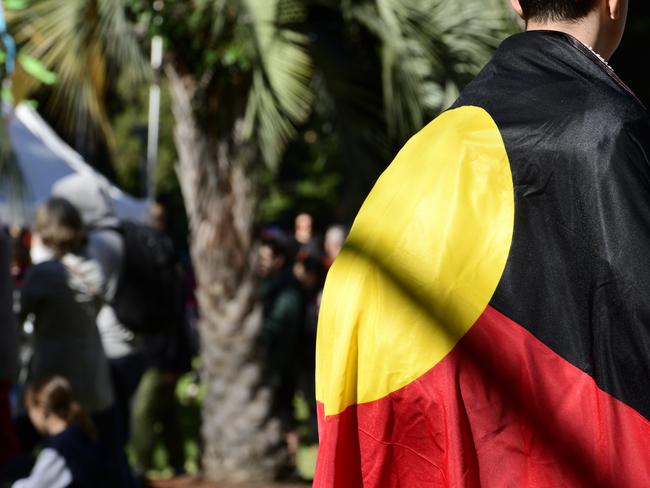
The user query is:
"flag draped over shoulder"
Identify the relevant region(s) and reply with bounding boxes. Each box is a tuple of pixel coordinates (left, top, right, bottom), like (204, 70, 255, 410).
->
(314, 31, 650, 487)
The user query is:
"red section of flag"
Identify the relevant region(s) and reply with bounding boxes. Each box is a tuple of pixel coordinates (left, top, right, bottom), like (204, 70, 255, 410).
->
(315, 306, 650, 487)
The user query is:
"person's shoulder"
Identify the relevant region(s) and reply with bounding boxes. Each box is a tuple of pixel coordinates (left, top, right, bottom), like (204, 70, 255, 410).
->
(25, 260, 64, 279)
(44, 425, 93, 451)
(578, 94, 650, 180)
(589, 90, 650, 145)
(617, 100, 649, 134)
(87, 227, 123, 252)
(606, 93, 647, 119)
(22, 261, 67, 295)
(86, 227, 124, 263)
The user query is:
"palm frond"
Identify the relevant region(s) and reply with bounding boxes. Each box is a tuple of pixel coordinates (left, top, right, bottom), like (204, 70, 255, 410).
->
(347, 0, 516, 139)
(242, 0, 313, 168)
(7, 0, 147, 147)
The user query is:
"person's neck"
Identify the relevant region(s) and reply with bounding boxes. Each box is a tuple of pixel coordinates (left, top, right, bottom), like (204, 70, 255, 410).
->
(46, 417, 68, 436)
(526, 16, 611, 61)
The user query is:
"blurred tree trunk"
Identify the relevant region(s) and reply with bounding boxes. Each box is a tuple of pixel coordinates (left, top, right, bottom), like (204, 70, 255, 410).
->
(166, 65, 286, 482)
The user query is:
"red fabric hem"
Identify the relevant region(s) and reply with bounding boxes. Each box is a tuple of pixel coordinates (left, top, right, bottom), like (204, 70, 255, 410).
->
(315, 306, 650, 487)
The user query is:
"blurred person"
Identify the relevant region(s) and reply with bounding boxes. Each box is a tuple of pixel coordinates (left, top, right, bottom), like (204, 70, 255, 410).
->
(150, 200, 167, 232)
(52, 174, 145, 447)
(19, 198, 112, 423)
(293, 213, 321, 261)
(323, 224, 347, 268)
(8, 227, 31, 290)
(294, 254, 325, 446)
(12, 376, 123, 488)
(20, 197, 135, 487)
(292, 213, 323, 297)
(129, 199, 191, 477)
(0, 225, 20, 467)
(257, 235, 305, 474)
(315, 0, 650, 486)
(9, 226, 32, 391)
(10, 228, 33, 392)
(293, 213, 313, 248)
(130, 358, 188, 477)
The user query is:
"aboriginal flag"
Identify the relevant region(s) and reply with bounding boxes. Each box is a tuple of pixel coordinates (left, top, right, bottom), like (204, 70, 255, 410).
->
(314, 31, 650, 487)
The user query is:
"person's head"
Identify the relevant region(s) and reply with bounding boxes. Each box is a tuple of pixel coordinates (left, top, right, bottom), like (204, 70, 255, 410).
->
(324, 225, 347, 262)
(511, 0, 628, 59)
(295, 254, 325, 291)
(258, 236, 291, 278)
(25, 376, 96, 438)
(33, 197, 86, 259)
(294, 213, 314, 245)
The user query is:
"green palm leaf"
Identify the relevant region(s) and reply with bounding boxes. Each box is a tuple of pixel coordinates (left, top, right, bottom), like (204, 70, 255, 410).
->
(243, 0, 313, 168)
(346, 0, 515, 139)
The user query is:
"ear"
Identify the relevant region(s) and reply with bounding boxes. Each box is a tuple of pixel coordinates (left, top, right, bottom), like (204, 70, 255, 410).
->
(510, 0, 524, 18)
(607, 0, 621, 19)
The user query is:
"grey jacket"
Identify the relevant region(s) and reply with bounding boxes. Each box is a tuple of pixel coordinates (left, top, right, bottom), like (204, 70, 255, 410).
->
(52, 174, 136, 359)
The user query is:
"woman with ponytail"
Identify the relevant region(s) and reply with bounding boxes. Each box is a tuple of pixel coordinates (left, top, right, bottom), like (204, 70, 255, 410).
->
(16, 199, 135, 487)
(19, 198, 113, 416)
(12, 376, 117, 487)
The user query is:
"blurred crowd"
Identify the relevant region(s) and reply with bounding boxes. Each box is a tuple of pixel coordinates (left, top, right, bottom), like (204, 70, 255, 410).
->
(0, 171, 347, 486)
(259, 213, 347, 473)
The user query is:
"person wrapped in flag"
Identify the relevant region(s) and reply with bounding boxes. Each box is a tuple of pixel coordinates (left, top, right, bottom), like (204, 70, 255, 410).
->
(315, 0, 650, 486)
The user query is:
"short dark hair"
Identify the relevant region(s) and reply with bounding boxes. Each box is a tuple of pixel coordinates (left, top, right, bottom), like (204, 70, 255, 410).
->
(261, 234, 294, 262)
(519, 0, 598, 22)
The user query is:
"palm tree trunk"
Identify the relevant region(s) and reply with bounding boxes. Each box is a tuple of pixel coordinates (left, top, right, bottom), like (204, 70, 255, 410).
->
(166, 65, 287, 482)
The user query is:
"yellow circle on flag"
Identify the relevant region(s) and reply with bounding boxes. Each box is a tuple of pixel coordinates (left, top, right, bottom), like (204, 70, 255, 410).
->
(316, 106, 514, 416)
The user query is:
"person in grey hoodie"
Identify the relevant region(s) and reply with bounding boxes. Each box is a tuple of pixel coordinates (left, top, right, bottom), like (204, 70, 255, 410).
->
(52, 174, 145, 447)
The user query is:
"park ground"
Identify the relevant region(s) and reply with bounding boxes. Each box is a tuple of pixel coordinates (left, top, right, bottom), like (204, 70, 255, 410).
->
(148, 479, 310, 488)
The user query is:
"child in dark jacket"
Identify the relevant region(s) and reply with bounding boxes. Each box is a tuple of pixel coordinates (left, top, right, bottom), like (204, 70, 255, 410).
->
(12, 377, 118, 488)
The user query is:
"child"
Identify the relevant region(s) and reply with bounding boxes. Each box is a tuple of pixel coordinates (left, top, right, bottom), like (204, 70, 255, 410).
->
(12, 376, 115, 488)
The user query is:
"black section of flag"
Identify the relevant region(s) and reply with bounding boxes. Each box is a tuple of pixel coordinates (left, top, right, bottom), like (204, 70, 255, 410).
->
(452, 31, 650, 419)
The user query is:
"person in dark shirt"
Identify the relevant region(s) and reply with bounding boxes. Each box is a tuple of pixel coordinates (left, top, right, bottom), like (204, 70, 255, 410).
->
(0, 225, 20, 469)
(258, 235, 305, 468)
(12, 376, 124, 488)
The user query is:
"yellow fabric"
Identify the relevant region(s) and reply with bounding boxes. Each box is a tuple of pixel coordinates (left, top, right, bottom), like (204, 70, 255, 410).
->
(316, 106, 514, 416)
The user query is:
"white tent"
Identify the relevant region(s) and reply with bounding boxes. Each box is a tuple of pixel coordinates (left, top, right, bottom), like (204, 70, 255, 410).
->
(0, 103, 148, 226)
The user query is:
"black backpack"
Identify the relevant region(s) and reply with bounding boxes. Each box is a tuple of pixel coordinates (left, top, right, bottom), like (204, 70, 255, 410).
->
(112, 221, 182, 334)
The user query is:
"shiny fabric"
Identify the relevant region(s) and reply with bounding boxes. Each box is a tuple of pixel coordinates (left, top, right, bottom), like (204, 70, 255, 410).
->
(317, 307, 650, 487)
(315, 30, 650, 487)
(316, 107, 514, 416)
(454, 31, 650, 419)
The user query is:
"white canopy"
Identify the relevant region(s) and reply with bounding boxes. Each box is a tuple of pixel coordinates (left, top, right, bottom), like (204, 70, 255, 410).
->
(0, 103, 148, 226)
